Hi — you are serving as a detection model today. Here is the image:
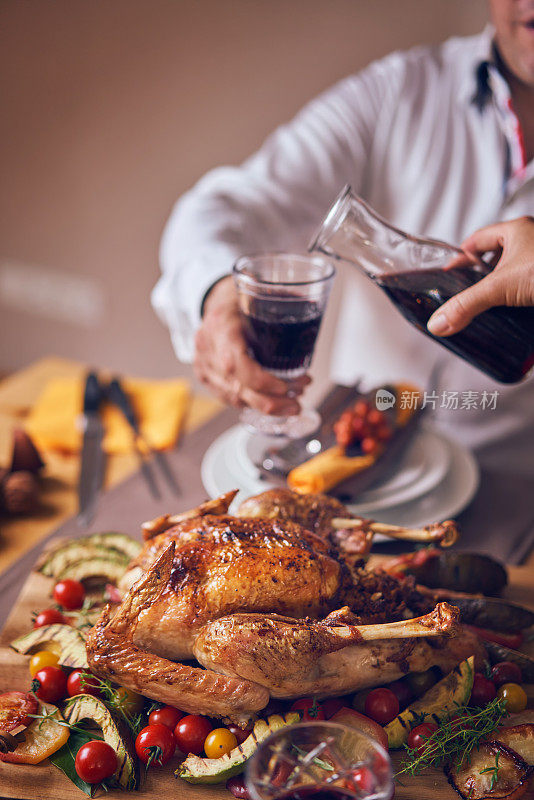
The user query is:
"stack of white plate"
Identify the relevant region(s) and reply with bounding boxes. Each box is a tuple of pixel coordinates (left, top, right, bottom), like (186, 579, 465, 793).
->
(201, 424, 479, 529)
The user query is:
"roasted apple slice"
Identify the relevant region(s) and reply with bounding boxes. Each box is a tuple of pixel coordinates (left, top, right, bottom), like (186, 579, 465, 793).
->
(491, 724, 534, 766)
(447, 742, 533, 800)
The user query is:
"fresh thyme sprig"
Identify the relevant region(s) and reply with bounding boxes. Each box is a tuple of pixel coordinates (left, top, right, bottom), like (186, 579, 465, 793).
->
(67, 596, 104, 630)
(397, 697, 508, 777)
(28, 708, 103, 740)
(292, 744, 335, 772)
(479, 751, 500, 790)
(78, 673, 145, 736)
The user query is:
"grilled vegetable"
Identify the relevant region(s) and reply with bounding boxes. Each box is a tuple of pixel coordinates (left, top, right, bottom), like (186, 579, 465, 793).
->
(385, 656, 474, 749)
(0, 692, 38, 732)
(0, 702, 69, 765)
(11, 624, 88, 668)
(448, 597, 534, 632)
(37, 533, 141, 577)
(484, 644, 534, 683)
(446, 741, 533, 799)
(64, 694, 139, 790)
(38, 544, 129, 580)
(56, 557, 130, 585)
(179, 713, 299, 784)
(406, 552, 508, 596)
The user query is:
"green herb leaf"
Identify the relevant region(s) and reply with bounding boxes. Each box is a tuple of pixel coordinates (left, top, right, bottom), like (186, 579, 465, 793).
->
(397, 697, 508, 777)
(480, 751, 500, 790)
(292, 744, 334, 772)
(49, 730, 95, 797)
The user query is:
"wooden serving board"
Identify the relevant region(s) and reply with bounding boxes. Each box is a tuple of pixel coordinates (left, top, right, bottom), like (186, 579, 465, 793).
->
(1, 566, 534, 800)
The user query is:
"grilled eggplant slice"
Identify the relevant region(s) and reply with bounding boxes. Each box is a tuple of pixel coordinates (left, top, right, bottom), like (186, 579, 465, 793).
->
(484, 642, 534, 683)
(448, 597, 534, 632)
(407, 552, 508, 596)
(446, 742, 533, 799)
(11, 624, 88, 668)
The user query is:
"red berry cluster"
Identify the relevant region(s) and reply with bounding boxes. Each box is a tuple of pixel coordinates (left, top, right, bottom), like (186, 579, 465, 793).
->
(334, 400, 392, 453)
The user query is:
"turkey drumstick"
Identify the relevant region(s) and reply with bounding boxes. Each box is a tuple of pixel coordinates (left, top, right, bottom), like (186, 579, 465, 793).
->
(322, 601, 460, 642)
(330, 517, 459, 547)
(237, 488, 458, 553)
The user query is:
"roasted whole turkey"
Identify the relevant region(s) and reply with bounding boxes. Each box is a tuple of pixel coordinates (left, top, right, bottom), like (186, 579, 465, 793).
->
(87, 489, 483, 723)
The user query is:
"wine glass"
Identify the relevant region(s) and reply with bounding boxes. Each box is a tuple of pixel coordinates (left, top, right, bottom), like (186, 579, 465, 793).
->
(246, 721, 393, 800)
(232, 253, 335, 438)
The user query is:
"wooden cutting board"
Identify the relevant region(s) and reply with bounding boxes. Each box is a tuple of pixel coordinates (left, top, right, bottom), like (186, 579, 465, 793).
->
(1, 565, 533, 800)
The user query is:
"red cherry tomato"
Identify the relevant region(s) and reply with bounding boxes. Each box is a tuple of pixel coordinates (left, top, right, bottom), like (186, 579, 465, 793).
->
(75, 740, 117, 784)
(67, 669, 102, 698)
(226, 723, 253, 745)
(32, 666, 67, 704)
(321, 697, 346, 720)
(470, 673, 497, 707)
(135, 723, 176, 766)
(290, 697, 325, 722)
(148, 705, 184, 730)
(490, 661, 523, 687)
(367, 409, 384, 427)
(53, 579, 85, 610)
(0, 692, 38, 732)
(407, 723, 439, 756)
(364, 688, 399, 725)
(33, 608, 66, 628)
(174, 714, 213, 755)
(226, 775, 250, 799)
(387, 680, 413, 709)
(351, 766, 376, 793)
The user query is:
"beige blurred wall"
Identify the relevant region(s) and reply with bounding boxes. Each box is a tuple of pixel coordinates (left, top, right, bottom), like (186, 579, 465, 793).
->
(0, 0, 488, 380)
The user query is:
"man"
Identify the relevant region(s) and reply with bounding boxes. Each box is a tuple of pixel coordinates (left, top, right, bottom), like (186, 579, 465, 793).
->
(153, 1, 534, 559)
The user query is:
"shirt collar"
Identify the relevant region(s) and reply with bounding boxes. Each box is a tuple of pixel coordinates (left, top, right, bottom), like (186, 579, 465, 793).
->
(466, 25, 499, 111)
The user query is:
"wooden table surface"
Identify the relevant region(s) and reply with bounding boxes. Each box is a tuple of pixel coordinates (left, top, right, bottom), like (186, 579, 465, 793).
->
(1, 358, 534, 800)
(0, 357, 221, 575)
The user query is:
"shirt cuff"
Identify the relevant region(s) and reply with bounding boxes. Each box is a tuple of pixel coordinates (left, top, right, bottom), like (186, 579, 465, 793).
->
(151, 246, 238, 363)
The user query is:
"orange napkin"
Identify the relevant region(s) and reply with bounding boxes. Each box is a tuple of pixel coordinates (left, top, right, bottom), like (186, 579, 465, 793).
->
(25, 376, 190, 455)
(287, 383, 422, 495)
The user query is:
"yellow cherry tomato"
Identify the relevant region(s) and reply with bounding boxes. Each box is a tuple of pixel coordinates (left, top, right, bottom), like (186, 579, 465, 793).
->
(497, 683, 528, 713)
(113, 686, 145, 715)
(29, 651, 59, 678)
(204, 728, 238, 759)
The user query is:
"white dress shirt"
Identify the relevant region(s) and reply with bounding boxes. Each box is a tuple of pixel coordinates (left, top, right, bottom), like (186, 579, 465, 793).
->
(153, 27, 534, 477)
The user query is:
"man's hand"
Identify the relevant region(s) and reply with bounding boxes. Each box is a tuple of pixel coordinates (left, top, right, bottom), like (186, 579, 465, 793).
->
(194, 276, 310, 414)
(427, 216, 534, 336)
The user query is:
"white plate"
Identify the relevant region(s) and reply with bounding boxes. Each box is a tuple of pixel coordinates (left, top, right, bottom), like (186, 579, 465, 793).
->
(201, 423, 479, 534)
(361, 437, 480, 529)
(347, 429, 450, 513)
(202, 424, 449, 510)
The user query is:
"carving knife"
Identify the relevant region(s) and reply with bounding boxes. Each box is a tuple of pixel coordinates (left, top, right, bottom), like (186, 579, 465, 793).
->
(77, 371, 106, 526)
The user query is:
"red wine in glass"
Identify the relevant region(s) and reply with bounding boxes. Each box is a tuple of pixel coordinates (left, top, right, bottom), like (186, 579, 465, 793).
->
(233, 253, 335, 437)
(275, 790, 355, 800)
(375, 263, 534, 384)
(240, 297, 323, 373)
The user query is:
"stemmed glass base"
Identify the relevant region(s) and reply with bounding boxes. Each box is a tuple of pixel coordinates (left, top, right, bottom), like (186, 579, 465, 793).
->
(240, 406, 321, 439)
